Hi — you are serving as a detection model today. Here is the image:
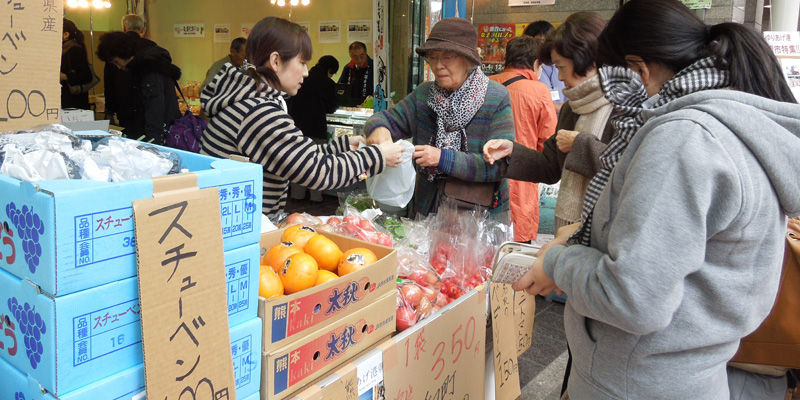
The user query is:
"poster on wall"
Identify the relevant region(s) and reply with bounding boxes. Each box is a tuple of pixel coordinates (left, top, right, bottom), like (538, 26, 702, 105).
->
(297, 21, 310, 32)
(318, 20, 342, 43)
(509, 0, 555, 6)
(241, 23, 254, 38)
(174, 23, 205, 38)
(478, 24, 515, 64)
(779, 57, 800, 101)
(680, 0, 712, 9)
(763, 31, 800, 57)
(347, 19, 372, 43)
(0, 0, 62, 130)
(214, 24, 231, 43)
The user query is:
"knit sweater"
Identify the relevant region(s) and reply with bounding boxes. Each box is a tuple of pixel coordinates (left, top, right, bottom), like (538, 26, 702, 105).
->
(201, 64, 385, 218)
(364, 80, 515, 217)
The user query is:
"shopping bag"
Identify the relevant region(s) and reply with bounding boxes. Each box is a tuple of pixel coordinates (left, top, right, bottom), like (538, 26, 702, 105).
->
(366, 139, 415, 208)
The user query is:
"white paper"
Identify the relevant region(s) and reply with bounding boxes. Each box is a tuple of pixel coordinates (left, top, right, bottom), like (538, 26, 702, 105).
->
(318, 20, 342, 43)
(508, 0, 554, 5)
(241, 23, 255, 38)
(347, 19, 372, 43)
(357, 350, 384, 395)
(214, 24, 231, 44)
(174, 23, 206, 38)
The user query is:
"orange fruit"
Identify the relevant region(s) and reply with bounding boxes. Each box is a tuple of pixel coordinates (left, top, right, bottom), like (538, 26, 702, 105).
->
(338, 248, 378, 276)
(279, 253, 319, 294)
(281, 225, 318, 248)
(315, 269, 340, 286)
(259, 265, 284, 298)
(262, 241, 304, 273)
(304, 235, 343, 272)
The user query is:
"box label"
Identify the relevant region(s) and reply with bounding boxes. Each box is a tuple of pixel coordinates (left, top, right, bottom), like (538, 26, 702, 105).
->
(73, 298, 142, 366)
(231, 334, 254, 388)
(218, 181, 257, 239)
(74, 207, 135, 268)
(226, 259, 252, 317)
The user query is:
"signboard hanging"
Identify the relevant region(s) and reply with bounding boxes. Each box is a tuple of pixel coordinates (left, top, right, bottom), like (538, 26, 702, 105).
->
(478, 24, 515, 64)
(174, 23, 206, 38)
(347, 19, 372, 44)
(214, 24, 231, 44)
(0, 0, 62, 130)
(764, 31, 800, 57)
(680, 0, 712, 9)
(509, 0, 555, 6)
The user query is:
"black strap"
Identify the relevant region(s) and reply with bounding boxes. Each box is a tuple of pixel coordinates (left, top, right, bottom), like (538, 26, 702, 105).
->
(502, 75, 528, 87)
(173, 81, 188, 104)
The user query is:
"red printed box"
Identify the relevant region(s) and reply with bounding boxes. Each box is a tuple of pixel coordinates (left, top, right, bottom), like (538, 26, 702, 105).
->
(257, 229, 396, 353)
(261, 291, 395, 400)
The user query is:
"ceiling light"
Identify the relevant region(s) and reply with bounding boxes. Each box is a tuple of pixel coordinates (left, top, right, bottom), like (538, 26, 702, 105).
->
(78, 0, 89, 7)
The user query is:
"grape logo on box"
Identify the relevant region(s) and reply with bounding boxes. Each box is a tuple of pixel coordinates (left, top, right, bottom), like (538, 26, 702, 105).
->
(8, 297, 46, 369)
(5, 202, 44, 273)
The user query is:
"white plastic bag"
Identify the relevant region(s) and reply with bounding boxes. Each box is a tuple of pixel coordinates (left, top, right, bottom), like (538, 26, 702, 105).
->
(366, 139, 416, 208)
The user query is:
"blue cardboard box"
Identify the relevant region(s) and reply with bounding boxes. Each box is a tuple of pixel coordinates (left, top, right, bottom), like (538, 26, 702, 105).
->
(0, 243, 260, 396)
(0, 145, 262, 296)
(0, 317, 262, 399)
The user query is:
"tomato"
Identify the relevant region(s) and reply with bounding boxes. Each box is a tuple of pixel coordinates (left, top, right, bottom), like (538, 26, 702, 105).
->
(407, 271, 427, 287)
(359, 219, 376, 232)
(435, 292, 448, 306)
(375, 232, 392, 247)
(417, 297, 432, 319)
(400, 284, 423, 308)
(327, 216, 342, 226)
(343, 214, 360, 225)
(396, 306, 417, 332)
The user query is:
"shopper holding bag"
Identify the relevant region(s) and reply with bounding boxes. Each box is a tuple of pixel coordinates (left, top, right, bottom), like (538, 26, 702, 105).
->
(200, 17, 404, 218)
(512, 0, 800, 398)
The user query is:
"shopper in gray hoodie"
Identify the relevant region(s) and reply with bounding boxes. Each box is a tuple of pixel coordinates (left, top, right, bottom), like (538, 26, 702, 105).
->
(511, 0, 800, 399)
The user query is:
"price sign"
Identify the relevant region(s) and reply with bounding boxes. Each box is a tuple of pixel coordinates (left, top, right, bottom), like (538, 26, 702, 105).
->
(514, 291, 536, 356)
(490, 283, 521, 400)
(383, 287, 487, 400)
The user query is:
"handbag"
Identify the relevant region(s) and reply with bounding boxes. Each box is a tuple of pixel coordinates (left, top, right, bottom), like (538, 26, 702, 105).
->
(166, 82, 207, 153)
(730, 217, 800, 369)
(440, 177, 496, 210)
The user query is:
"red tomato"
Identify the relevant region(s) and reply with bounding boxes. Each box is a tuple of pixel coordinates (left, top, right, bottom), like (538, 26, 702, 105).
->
(343, 214, 360, 225)
(417, 297, 432, 318)
(419, 285, 438, 303)
(396, 306, 417, 331)
(400, 284, 423, 308)
(327, 217, 342, 226)
(359, 219, 376, 232)
(435, 292, 448, 306)
(376, 232, 392, 247)
(407, 271, 427, 287)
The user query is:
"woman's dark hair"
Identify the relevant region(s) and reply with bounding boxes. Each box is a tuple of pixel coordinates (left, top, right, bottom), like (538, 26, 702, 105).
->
(504, 36, 542, 70)
(63, 19, 87, 56)
(523, 20, 554, 38)
(539, 12, 606, 77)
(316, 55, 340, 75)
(245, 17, 312, 89)
(96, 31, 137, 62)
(597, 0, 795, 103)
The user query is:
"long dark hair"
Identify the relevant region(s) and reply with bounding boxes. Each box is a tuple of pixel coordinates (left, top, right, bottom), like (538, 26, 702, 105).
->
(63, 18, 87, 57)
(597, 0, 795, 103)
(538, 12, 606, 77)
(245, 17, 312, 90)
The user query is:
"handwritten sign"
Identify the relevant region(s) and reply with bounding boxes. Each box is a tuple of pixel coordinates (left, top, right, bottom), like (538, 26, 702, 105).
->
(764, 31, 800, 57)
(132, 175, 234, 399)
(490, 283, 522, 400)
(383, 287, 487, 400)
(0, 0, 62, 130)
(514, 291, 536, 356)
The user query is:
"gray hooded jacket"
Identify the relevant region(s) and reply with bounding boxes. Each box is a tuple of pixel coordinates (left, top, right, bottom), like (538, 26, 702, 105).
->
(543, 89, 800, 399)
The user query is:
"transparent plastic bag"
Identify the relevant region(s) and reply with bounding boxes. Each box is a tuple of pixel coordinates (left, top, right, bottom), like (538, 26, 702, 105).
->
(366, 140, 415, 208)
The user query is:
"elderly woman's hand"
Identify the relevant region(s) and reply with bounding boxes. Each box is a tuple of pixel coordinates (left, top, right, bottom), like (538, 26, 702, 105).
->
(413, 145, 441, 168)
(367, 127, 392, 145)
(483, 139, 514, 164)
(556, 129, 580, 153)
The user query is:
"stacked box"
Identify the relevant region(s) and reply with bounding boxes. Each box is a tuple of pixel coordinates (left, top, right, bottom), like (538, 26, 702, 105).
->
(0, 317, 262, 399)
(0, 144, 262, 296)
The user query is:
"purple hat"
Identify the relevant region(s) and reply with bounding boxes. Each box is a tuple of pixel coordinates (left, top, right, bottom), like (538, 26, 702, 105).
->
(416, 18, 481, 65)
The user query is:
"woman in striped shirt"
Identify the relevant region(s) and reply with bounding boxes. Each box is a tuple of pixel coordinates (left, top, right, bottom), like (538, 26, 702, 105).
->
(201, 17, 404, 217)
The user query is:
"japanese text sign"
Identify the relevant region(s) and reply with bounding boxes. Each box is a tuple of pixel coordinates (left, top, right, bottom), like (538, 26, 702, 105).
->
(382, 287, 486, 400)
(763, 31, 800, 57)
(133, 174, 235, 400)
(0, 0, 62, 130)
(490, 283, 521, 400)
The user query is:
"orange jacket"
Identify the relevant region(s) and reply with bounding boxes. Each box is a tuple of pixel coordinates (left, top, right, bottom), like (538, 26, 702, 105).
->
(489, 67, 557, 241)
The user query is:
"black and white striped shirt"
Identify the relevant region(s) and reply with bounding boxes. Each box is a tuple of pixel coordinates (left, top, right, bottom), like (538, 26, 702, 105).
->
(201, 64, 384, 217)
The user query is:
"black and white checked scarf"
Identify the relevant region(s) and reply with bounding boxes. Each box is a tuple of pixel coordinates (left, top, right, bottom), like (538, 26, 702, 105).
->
(569, 57, 730, 246)
(425, 68, 489, 181)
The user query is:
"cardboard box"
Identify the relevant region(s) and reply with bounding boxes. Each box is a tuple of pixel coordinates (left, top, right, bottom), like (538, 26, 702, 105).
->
(257, 229, 396, 352)
(0, 317, 262, 399)
(0, 243, 260, 396)
(60, 108, 95, 123)
(0, 144, 262, 296)
(262, 291, 396, 400)
(380, 286, 488, 400)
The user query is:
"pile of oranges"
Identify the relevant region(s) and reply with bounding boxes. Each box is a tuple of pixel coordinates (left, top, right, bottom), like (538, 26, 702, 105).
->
(259, 225, 379, 299)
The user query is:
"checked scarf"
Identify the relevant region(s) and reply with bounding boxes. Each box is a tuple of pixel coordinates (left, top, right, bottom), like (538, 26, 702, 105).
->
(569, 57, 730, 246)
(425, 68, 489, 181)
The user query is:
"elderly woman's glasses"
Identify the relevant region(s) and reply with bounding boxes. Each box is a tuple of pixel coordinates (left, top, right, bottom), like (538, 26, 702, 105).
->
(424, 54, 458, 65)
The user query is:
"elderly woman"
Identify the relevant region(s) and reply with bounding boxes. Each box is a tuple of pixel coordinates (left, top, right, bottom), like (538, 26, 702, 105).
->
(365, 18, 515, 218)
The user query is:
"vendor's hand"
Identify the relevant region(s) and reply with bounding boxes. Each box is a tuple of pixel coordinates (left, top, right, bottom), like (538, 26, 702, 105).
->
(60, 73, 68, 81)
(378, 140, 405, 168)
(483, 139, 513, 165)
(556, 130, 579, 153)
(367, 127, 392, 145)
(412, 145, 441, 168)
(536, 222, 581, 258)
(511, 256, 562, 296)
(348, 135, 366, 151)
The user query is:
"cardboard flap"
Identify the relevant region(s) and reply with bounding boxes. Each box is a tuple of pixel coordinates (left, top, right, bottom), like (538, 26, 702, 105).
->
(133, 186, 235, 399)
(151, 173, 199, 200)
(490, 283, 522, 400)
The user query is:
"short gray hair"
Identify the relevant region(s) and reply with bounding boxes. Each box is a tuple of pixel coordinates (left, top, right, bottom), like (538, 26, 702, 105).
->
(122, 14, 144, 32)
